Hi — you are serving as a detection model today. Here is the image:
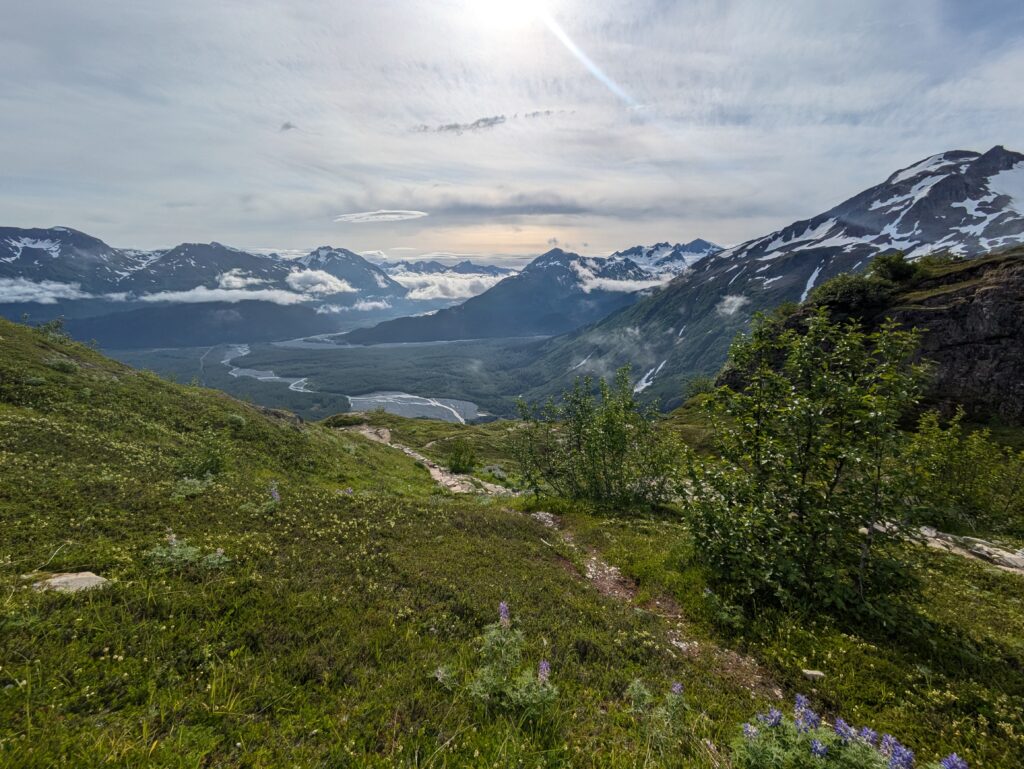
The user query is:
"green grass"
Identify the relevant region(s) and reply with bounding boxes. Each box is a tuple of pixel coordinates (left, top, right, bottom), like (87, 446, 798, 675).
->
(3, 317, 1023, 767)
(552, 507, 1024, 768)
(0, 319, 766, 767)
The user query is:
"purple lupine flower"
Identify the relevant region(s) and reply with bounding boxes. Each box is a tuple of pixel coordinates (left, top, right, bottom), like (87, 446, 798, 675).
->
(742, 723, 758, 739)
(670, 682, 684, 696)
(796, 707, 821, 733)
(538, 659, 551, 684)
(757, 708, 783, 727)
(269, 481, 280, 503)
(939, 754, 968, 769)
(888, 744, 915, 769)
(498, 601, 510, 629)
(858, 727, 878, 746)
(880, 734, 898, 756)
(833, 717, 855, 743)
(795, 694, 811, 713)
(810, 739, 828, 758)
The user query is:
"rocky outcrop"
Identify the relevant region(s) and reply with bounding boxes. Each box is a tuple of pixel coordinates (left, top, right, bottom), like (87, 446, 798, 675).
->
(883, 251, 1024, 423)
(733, 249, 1024, 424)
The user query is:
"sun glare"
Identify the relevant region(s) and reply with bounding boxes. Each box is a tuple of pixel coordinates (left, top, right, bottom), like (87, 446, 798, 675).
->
(468, 0, 546, 30)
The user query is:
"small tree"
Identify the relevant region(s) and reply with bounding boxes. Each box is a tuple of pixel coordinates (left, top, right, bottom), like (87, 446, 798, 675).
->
(687, 310, 926, 611)
(446, 438, 477, 474)
(511, 367, 679, 509)
(907, 410, 1024, 534)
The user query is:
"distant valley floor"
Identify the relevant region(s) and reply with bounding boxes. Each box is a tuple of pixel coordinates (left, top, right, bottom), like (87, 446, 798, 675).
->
(109, 335, 548, 421)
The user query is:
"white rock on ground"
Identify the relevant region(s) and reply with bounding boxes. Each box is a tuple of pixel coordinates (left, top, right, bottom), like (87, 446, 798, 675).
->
(802, 669, 826, 682)
(33, 572, 109, 592)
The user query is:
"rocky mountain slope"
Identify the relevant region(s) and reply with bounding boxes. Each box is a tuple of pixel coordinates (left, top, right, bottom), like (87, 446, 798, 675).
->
(342, 242, 719, 344)
(519, 146, 1024, 408)
(0, 228, 470, 346)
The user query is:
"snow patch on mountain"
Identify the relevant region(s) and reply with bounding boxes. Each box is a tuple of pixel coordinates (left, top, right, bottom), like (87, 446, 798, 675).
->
(634, 360, 667, 393)
(989, 162, 1024, 213)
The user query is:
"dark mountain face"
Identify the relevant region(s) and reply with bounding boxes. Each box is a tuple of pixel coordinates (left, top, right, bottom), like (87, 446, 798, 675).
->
(516, 146, 1024, 408)
(123, 243, 292, 293)
(0, 231, 425, 346)
(0, 226, 154, 292)
(341, 245, 714, 344)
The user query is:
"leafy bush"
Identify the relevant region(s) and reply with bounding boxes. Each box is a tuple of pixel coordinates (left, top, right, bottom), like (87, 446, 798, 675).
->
(512, 367, 679, 510)
(684, 375, 717, 400)
(907, 410, 1024, 534)
(868, 250, 921, 284)
(177, 431, 228, 478)
(441, 602, 557, 717)
(808, 273, 893, 314)
(915, 251, 961, 270)
(687, 310, 926, 612)
(446, 438, 477, 473)
(732, 695, 969, 769)
(45, 357, 79, 374)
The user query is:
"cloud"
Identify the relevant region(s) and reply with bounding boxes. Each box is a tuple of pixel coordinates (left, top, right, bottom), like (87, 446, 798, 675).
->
(279, 121, 297, 132)
(217, 269, 267, 289)
(390, 273, 506, 301)
(414, 115, 506, 134)
(333, 210, 430, 224)
(316, 299, 393, 313)
(137, 287, 309, 305)
(1, 1, 1022, 257)
(285, 269, 356, 294)
(0, 278, 93, 304)
(715, 294, 750, 316)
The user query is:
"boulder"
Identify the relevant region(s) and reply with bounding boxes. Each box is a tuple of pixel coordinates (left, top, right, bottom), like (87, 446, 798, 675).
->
(33, 572, 109, 593)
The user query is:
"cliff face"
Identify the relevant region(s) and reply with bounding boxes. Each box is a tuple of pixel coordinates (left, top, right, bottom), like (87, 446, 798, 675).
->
(716, 248, 1024, 425)
(883, 251, 1024, 423)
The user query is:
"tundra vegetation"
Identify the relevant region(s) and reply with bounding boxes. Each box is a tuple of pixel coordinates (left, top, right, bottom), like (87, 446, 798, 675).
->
(2, 293, 1023, 767)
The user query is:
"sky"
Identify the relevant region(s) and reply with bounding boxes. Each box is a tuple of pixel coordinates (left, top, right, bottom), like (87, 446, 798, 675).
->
(2, 0, 1023, 263)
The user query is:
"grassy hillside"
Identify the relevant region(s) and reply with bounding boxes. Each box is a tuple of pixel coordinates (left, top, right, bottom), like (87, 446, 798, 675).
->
(2, 317, 1023, 767)
(0, 318, 769, 767)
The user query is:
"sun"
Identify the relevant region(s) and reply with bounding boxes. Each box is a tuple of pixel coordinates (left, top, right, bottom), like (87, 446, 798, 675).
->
(467, 0, 546, 30)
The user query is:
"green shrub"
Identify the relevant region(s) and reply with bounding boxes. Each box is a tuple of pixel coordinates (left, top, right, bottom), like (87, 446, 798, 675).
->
(808, 273, 892, 314)
(446, 438, 477, 474)
(45, 357, 79, 374)
(225, 413, 248, 433)
(907, 410, 1024, 534)
(683, 375, 717, 400)
(868, 250, 921, 283)
(687, 310, 926, 612)
(511, 367, 680, 510)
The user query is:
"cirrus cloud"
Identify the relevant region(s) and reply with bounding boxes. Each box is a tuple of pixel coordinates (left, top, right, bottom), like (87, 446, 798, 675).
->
(333, 210, 429, 224)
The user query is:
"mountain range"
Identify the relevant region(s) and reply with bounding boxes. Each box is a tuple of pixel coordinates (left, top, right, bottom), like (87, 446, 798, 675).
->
(3, 146, 1022, 393)
(341, 241, 721, 344)
(515, 145, 1024, 407)
(0, 233, 502, 346)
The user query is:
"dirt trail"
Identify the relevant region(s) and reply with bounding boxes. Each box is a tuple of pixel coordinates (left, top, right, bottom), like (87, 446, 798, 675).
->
(346, 425, 511, 495)
(529, 510, 783, 700)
